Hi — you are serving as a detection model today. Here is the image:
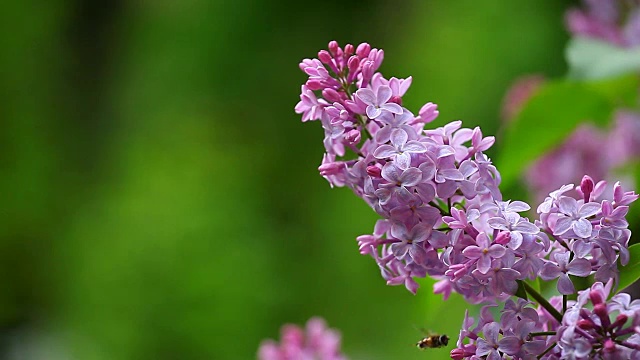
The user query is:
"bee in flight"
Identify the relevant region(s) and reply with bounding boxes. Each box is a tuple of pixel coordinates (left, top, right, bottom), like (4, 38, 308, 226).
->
(416, 333, 449, 349)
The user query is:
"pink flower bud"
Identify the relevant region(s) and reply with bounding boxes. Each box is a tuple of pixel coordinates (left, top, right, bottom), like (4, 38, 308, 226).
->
(356, 42, 371, 58)
(344, 43, 354, 56)
(594, 303, 609, 324)
(389, 95, 402, 106)
(494, 231, 511, 245)
(347, 56, 360, 73)
(612, 314, 628, 330)
(577, 319, 595, 330)
(317, 50, 332, 64)
(361, 61, 374, 88)
(328, 40, 339, 56)
(416, 102, 439, 124)
(345, 129, 361, 145)
(306, 80, 323, 90)
(581, 175, 594, 202)
(450, 349, 465, 360)
(322, 88, 342, 103)
(603, 338, 616, 352)
(590, 289, 605, 305)
(366, 165, 382, 178)
(318, 162, 344, 176)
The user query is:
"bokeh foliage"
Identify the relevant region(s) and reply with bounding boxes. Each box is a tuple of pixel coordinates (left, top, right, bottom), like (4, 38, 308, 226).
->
(0, 1, 571, 359)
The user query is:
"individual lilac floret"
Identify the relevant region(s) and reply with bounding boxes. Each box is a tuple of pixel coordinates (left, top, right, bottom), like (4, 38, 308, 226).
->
(539, 251, 591, 294)
(553, 196, 600, 238)
(462, 232, 506, 274)
(354, 85, 402, 119)
(373, 128, 427, 169)
(258, 317, 347, 360)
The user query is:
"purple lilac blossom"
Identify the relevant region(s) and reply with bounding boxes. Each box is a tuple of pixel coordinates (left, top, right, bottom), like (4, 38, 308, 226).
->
(258, 317, 347, 360)
(452, 282, 640, 360)
(554, 281, 640, 359)
(566, 0, 640, 47)
(296, 42, 638, 304)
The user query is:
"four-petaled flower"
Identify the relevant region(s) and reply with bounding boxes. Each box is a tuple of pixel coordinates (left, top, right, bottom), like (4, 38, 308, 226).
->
(462, 232, 506, 274)
(553, 197, 601, 238)
(373, 128, 427, 169)
(355, 85, 402, 119)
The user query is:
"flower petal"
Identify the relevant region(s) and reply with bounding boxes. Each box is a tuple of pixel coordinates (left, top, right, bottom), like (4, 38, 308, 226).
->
(572, 218, 593, 238)
(377, 85, 392, 104)
(374, 144, 398, 159)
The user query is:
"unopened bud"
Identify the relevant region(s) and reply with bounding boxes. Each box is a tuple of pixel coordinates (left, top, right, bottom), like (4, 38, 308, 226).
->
(361, 61, 374, 88)
(356, 42, 371, 58)
(389, 95, 402, 106)
(581, 175, 594, 202)
(450, 349, 465, 360)
(345, 129, 361, 145)
(612, 314, 628, 330)
(603, 338, 616, 352)
(577, 319, 595, 330)
(344, 43, 354, 56)
(318, 50, 332, 64)
(319, 162, 344, 176)
(494, 231, 511, 245)
(347, 56, 360, 73)
(306, 80, 324, 91)
(366, 165, 382, 178)
(417, 102, 439, 124)
(322, 88, 342, 103)
(590, 290, 604, 305)
(328, 40, 339, 56)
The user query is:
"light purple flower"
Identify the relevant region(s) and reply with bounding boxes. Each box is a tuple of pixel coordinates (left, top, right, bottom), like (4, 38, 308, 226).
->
(539, 251, 591, 294)
(389, 223, 431, 262)
(374, 109, 417, 143)
(488, 212, 539, 249)
(609, 293, 640, 317)
(354, 85, 402, 119)
(553, 197, 600, 238)
(373, 128, 427, 169)
(462, 232, 506, 274)
(295, 85, 328, 122)
(376, 163, 422, 205)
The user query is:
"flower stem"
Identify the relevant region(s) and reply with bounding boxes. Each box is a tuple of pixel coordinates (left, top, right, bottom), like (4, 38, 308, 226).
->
(520, 281, 563, 323)
(537, 343, 557, 359)
(529, 331, 556, 337)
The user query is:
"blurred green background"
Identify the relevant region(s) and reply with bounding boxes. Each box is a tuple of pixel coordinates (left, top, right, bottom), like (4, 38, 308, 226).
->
(0, 1, 574, 359)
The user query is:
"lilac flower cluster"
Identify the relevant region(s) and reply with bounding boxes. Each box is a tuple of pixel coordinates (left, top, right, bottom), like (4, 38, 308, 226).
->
(566, 0, 640, 47)
(295, 41, 638, 305)
(452, 281, 640, 359)
(258, 317, 346, 360)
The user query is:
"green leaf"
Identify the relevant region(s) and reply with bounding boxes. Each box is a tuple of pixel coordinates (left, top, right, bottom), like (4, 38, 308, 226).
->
(618, 244, 640, 293)
(497, 75, 639, 188)
(497, 81, 612, 187)
(566, 38, 640, 80)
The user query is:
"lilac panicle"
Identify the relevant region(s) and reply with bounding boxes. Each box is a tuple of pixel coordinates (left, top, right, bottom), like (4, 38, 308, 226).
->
(296, 41, 638, 304)
(258, 317, 347, 360)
